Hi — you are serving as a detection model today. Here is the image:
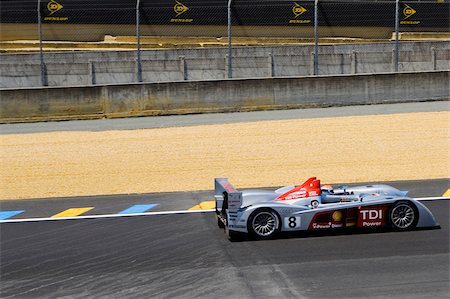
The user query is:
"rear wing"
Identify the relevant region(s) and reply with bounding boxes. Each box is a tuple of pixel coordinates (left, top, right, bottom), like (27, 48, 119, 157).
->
(214, 178, 243, 213)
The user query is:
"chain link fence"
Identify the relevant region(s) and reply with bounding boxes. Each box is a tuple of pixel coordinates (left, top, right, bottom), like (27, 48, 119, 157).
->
(0, 0, 449, 88)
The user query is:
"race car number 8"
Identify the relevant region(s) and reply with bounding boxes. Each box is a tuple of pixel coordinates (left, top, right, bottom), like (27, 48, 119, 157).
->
(284, 216, 301, 229)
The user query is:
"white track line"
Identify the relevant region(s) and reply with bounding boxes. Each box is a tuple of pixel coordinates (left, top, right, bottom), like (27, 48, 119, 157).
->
(414, 196, 450, 201)
(0, 196, 448, 224)
(0, 209, 215, 223)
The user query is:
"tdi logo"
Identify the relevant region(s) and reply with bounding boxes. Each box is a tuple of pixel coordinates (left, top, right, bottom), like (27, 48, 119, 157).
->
(360, 209, 383, 220)
(360, 209, 383, 227)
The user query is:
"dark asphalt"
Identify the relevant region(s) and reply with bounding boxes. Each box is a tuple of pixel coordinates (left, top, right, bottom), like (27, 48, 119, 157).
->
(1, 179, 449, 219)
(1, 101, 448, 134)
(0, 201, 448, 298)
(1, 179, 449, 298)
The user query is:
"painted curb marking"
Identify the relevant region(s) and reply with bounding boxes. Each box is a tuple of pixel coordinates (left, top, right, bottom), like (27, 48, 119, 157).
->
(119, 204, 158, 214)
(443, 189, 450, 197)
(189, 201, 215, 210)
(51, 207, 94, 218)
(0, 210, 25, 220)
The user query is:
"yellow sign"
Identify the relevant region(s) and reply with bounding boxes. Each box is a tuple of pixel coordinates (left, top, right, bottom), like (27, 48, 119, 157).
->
(400, 3, 419, 25)
(174, 1, 189, 17)
(332, 211, 342, 222)
(289, 2, 310, 24)
(292, 2, 307, 18)
(47, 0, 63, 15)
(403, 4, 416, 19)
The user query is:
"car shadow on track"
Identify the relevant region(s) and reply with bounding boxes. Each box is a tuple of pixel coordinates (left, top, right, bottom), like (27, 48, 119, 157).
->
(225, 225, 440, 242)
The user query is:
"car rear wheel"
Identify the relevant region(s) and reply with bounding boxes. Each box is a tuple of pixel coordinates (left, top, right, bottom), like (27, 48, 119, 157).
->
(248, 208, 280, 239)
(389, 201, 418, 231)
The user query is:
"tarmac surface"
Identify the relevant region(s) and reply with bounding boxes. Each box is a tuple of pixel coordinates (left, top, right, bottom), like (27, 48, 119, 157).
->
(1, 179, 449, 298)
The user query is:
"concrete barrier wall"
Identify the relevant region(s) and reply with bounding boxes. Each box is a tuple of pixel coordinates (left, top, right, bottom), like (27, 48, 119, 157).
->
(1, 41, 449, 88)
(0, 86, 104, 122)
(2, 41, 449, 64)
(1, 71, 448, 123)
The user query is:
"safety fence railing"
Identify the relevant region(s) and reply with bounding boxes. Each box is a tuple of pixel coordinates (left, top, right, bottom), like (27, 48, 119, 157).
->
(0, 0, 448, 88)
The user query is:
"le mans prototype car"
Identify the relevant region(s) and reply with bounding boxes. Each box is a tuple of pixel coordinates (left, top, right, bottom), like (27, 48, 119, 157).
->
(214, 177, 439, 240)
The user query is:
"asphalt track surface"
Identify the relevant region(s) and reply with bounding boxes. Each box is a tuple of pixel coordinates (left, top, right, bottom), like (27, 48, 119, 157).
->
(1, 101, 449, 134)
(1, 179, 449, 298)
(1, 103, 449, 298)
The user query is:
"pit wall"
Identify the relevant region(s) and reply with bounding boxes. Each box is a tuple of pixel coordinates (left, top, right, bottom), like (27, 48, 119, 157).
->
(1, 41, 449, 88)
(1, 71, 448, 123)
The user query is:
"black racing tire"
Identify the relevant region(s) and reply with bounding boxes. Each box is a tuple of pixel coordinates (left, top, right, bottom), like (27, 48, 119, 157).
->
(222, 212, 239, 240)
(388, 201, 419, 231)
(225, 226, 240, 241)
(247, 208, 281, 240)
(216, 213, 225, 229)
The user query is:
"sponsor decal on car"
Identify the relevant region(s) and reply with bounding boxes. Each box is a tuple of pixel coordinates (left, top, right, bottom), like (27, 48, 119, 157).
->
(332, 211, 342, 222)
(309, 210, 345, 229)
(312, 222, 331, 229)
(331, 211, 344, 228)
(357, 205, 389, 227)
(311, 222, 342, 229)
(308, 190, 318, 196)
(284, 216, 301, 230)
(276, 177, 321, 201)
(284, 189, 307, 200)
(345, 208, 357, 227)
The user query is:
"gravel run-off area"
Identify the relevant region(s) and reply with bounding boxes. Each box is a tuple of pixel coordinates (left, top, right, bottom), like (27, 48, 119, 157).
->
(0, 111, 448, 200)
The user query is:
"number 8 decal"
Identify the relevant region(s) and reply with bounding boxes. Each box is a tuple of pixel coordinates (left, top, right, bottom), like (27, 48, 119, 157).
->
(289, 217, 296, 228)
(284, 216, 301, 229)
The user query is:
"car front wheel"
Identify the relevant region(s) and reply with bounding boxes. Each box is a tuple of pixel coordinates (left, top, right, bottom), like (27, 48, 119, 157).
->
(388, 201, 418, 231)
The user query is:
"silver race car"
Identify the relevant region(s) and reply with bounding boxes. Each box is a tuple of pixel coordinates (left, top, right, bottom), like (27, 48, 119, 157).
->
(214, 177, 439, 240)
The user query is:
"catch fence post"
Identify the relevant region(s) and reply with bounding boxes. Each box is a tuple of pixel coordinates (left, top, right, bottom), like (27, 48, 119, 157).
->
(313, 0, 319, 75)
(136, 0, 143, 82)
(37, 0, 47, 86)
(394, 0, 400, 72)
(227, 0, 233, 78)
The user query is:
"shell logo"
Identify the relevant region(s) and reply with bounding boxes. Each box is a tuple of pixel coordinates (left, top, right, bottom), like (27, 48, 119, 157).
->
(332, 211, 342, 222)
